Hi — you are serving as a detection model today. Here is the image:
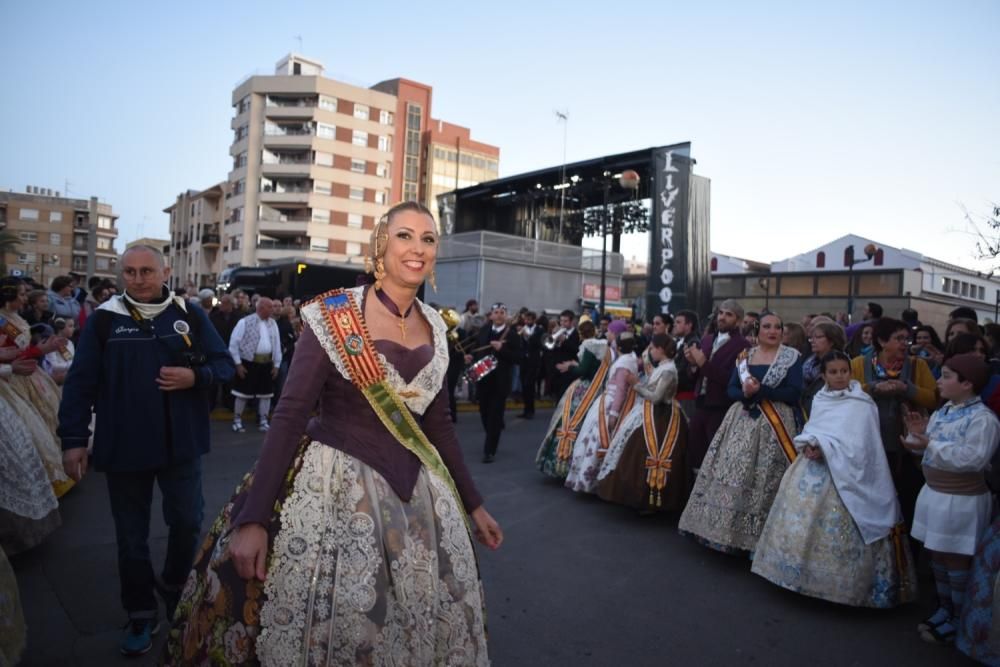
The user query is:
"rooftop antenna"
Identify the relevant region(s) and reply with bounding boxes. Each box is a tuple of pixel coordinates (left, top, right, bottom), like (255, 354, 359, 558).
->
(293, 35, 303, 52)
(555, 109, 569, 242)
(63, 178, 74, 196)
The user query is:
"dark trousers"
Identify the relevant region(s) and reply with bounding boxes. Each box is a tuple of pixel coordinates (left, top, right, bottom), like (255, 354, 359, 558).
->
(105, 457, 204, 618)
(520, 361, 538, 416)
(479, 376, 510, 456)
(686, 405, 729, 472)
(446, 365, 463, 422)
(888, 450, 924, 530)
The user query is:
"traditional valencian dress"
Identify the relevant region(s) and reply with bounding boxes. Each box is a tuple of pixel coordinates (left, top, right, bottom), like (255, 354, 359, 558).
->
(565, 351, 639, 494)
(751, 380, 917, 607)
(678, 345, 802, 554)
(958, 518, 1000, 665)
(0, 311, 70, 495)
(596, 359, 688, 511)
(536, 338, 610, 479)
(165, 287, 489, 666)
(0, 385, 61, 554)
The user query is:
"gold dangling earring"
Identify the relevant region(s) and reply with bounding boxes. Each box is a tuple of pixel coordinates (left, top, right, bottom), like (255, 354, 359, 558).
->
(429, 270, 437, 293)
(364, 256, 373, 274)
(374, 258, 386, 291)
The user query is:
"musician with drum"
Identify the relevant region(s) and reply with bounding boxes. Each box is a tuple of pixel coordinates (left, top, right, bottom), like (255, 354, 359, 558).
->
(465, 302, 522, 463)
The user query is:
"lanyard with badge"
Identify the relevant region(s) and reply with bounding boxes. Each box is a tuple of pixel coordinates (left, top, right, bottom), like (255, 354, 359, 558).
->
(121, 299, 201, 366)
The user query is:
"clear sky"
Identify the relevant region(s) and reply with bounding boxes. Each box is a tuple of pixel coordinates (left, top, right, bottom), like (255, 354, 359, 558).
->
(2, 0, 997, 269)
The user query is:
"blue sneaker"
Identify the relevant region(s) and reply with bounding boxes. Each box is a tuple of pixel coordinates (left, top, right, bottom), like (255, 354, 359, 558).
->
(120, 618, 160, 656)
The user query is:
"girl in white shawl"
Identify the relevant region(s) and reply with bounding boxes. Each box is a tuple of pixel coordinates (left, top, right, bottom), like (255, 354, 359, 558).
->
(752, 351, 917, 608)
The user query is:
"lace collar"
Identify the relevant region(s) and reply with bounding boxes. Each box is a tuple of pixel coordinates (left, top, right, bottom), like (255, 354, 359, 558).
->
(301, 285, 449, 415)
(748, 344, 801, 388)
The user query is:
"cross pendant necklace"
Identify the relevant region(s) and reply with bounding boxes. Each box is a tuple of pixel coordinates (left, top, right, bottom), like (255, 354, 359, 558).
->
(375, 288, 414, 341)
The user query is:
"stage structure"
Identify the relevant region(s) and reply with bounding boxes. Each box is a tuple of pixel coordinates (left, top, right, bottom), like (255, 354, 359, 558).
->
(437, 143, 711, 318)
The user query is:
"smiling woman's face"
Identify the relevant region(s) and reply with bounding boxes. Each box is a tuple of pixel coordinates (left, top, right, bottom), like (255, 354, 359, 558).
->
(381, 210, 438, 291)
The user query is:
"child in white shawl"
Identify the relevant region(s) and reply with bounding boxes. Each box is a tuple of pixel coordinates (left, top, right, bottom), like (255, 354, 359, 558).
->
(752, 351, 917, 608)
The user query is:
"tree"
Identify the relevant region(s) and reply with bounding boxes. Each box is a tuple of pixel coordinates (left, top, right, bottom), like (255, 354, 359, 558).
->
(0, 231, 21, 276)
(969, 203, 1000, 271)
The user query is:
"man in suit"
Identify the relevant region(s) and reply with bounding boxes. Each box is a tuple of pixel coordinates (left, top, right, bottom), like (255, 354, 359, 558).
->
(683, 299, 751, 479)
(466, 302, 522, 463)
(672, 309, 702, 419)
(518, 310, 544, 419)
(550, 309, 580, 397)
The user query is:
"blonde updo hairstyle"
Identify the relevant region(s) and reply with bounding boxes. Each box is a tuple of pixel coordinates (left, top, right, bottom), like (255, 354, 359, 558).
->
(365, 201, 438, 290)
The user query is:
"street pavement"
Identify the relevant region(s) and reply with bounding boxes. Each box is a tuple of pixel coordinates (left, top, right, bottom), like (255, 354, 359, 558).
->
(13, 408, 967, 666)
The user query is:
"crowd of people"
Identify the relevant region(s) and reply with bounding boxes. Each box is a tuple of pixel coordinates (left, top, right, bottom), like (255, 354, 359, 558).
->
(519, 298, 1000, 662)
(7, 224, 1000, 663)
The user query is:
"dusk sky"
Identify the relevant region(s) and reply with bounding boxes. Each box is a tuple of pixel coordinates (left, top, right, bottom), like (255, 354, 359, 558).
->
(2, 0, 997, 269)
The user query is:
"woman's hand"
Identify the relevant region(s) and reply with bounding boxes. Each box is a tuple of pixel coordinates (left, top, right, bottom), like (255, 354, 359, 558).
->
(11, 358, 37, 376)
(228, 523, 269, 580)
(803, 444, 823, 461)
(470, 507, 503, 551)
(38, 337, 67, 355)
(902, 406, 928, 436)
(742, 377, 760, 398)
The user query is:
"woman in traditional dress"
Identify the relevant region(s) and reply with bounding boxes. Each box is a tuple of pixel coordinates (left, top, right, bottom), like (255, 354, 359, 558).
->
(0, 546, 27, 667)
(536, 320, 607, 479)
(0, 279, 72, 495)
(165, 202, 502, 666)
(565, 328, 639, 494)
(597, 333, 689, 511)
(678, 311, 803, 554)
(752, 351, 917, 607)
(957, 518, 1000, 664)
(0, 343, 61, 554)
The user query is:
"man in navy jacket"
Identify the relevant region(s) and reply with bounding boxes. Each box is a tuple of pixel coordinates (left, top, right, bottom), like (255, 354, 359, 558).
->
(58, 245, 234, 656)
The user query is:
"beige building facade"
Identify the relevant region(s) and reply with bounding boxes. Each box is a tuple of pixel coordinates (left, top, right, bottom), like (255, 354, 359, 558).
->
(0, 187, 119, 284)
(198, 54, 500, 271)
(164, 183, 228, 290)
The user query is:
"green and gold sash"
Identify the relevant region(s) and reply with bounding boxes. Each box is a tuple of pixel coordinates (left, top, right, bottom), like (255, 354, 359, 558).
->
(315, 289, 468, 522)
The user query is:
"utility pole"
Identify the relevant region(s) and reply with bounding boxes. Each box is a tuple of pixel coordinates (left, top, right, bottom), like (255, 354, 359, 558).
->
(555, 110, 568, 242)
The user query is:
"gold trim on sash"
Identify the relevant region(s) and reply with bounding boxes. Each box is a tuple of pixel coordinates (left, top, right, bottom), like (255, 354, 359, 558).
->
(643, 399, 681, 507)
(315, 289, 470, 524)
(759, 399, 797, 463)
(555, 352, 612, 465)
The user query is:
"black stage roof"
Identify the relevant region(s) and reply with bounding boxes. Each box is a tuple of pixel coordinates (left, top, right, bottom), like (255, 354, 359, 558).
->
(439, 144, 694, 245)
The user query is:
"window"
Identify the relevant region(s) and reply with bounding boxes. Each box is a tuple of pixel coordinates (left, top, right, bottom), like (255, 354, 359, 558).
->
(778, 276, 814, 296)
(378, 136, 391, 152)
(711, 276, 742, 297)
(317, 123, 335, 139)
(314, 180, 332, 195)
(18, 252, 37, 263)
(815, 251, 826, 268)
(376, 163, 388, 178)
(873, 249, 884, 266)
(962, 282, 970, 297)
(403, 183, 417, 201)
(233, 178, 246, 195)
(952, 280, 960, 295)
(74, 235, 87, 249)
(375, 191, 387, 205)
(97, 237, 113, 250)
(346, 242, 361, 256)
(310, 240, 328, 252)
(237, 95, 251, 114)
(815, 275, 850, 296)
(235, 151, 248, 169)
(231, 206, 243, 223)
(856, 273, 901, 296)
(96, 257, 111, 271)
(97, 215, 113, 229)
(50, 233, 61, 245)
(943, 277, 951, 292)
(319, 95, 337, 112)
(487, 160, 498, 172)
(349, 187, 364, 201)
(312, 209, 330, 223)
(347, 213, 363, 229)
(19, 231, 38, 242)
(980, 285, 986, 300)
(354, 104, 369, 120)
(314, 151, 333, 167)
(19, 208, 39, 221)
(231, 236, 241, 250)
(49, 211, 63, 223)
(234, 124, 248, 141)
(352, 130, 368, 147)
(351, 159, 366, 173)
(379, 110, 393, 125)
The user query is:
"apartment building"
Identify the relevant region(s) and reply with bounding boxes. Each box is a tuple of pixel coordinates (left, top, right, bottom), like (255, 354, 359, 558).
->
(423, 119, 499, 223)
(218, 54, 499, 269)
(164, 183, 228, 290)
(0, 186, 119, 284)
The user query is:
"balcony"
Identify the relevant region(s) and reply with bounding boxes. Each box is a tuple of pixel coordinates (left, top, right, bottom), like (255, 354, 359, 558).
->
(201, 233, 221, 248)
(264, 97, 316, 121)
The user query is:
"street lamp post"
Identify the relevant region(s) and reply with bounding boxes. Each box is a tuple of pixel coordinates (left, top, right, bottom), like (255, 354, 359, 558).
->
(845, 243, 877, 323)
(599, 171, 611, 315)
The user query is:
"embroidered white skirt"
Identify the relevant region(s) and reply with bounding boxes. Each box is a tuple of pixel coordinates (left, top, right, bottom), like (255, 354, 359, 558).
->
(912, 485, 993, 555)
(258, 443, 489, 666)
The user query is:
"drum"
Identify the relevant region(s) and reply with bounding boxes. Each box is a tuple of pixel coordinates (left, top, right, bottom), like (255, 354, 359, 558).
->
(466, 355, 498, 383)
